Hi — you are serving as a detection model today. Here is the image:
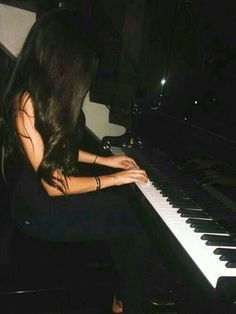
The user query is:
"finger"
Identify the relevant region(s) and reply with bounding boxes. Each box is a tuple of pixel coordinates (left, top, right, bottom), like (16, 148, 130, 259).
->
(120, 161, 133, 169)
(130, 171, 148, 183)
(122, 161, 139, 169)
(129, 159, 139, 168)
(123, 157, 139, 168)
(130, 169, 146, 175)
(135, 174, 148, 184)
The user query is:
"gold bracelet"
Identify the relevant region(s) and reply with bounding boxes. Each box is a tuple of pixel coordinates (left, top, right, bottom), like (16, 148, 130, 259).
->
(93, 155, 98, 164)
(94, 176, 101, 191)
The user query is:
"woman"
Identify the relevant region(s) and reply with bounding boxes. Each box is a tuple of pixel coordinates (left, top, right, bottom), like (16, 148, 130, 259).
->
(0, 8, 149, 313)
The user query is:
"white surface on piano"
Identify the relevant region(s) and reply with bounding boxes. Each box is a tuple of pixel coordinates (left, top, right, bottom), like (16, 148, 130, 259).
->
(110, 146, 236, 289)
(0, 3, 36, 57)
(83, 93, 126, 141)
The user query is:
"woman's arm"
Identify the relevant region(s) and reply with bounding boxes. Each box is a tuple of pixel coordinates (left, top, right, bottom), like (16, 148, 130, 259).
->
(78, 149, 139, 169)
(78, 149, 100, 164)
(16, 96, 148, 197)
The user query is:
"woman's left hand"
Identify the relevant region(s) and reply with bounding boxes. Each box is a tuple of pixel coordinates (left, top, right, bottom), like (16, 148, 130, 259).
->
(104, 155, 139, 169)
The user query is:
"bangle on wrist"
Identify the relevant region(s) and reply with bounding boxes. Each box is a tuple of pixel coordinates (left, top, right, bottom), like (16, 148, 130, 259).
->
(94, 176, 101, 191)
(93, 155, 98, 164)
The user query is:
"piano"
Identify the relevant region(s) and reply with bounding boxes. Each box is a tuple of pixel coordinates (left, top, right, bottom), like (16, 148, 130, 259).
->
(96, 119, 236, 312)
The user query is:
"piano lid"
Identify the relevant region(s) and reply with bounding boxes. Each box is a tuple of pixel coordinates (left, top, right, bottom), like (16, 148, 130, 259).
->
(130, 0, 236, 164)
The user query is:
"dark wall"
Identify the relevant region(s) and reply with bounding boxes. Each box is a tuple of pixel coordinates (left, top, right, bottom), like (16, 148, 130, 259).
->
(157, 0, 236, 141)
(0, 44, 16, 101)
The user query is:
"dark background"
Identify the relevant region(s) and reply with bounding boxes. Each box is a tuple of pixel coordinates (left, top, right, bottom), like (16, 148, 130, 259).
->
(1, 0, 236, 141)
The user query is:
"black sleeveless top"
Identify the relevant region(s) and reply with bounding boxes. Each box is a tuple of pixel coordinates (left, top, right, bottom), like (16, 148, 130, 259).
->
(11, 111, 86, 238)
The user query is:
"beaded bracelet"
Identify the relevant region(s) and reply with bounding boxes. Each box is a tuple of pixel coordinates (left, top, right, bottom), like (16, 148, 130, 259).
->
(93, 155, 98, 164)
(94, 176, 101, 191)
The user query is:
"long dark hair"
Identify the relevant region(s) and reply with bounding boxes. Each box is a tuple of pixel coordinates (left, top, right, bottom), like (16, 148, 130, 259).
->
(0, 8, 97, 193)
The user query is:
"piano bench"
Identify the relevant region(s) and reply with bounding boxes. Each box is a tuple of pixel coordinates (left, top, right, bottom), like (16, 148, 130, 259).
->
(0, 221, 123, 313)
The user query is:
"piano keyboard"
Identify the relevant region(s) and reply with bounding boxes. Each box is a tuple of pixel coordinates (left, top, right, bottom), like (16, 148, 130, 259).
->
(110, 146, 236, 289)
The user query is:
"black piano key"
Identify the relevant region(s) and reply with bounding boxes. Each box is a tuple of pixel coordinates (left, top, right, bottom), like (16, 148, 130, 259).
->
(190, 220, 217, 228)
(226, 262, 236, 268)
(180, 212, 208, 218)
(180, 207, 205, 211)
(177, 208, 209, 218)
(170, 201, 197, 208)
(186, 218, 213, 225)
(206, 240, 236, 246)
(201, 235, 236, 246)
(219, 254, 236, 262)
(218, 250, 236, 260)
(194, 227, 227, 233)
(214, 248, 236, 255)
(201, 234, 235, 241)
(191, 220, 225, 232)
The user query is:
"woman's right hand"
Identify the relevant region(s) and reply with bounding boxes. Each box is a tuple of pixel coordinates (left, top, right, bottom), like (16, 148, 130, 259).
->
(112, 168, 148, 186)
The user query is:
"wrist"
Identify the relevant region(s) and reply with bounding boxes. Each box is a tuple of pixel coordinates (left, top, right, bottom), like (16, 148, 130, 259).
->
(109, 173, 119, 186)
(95, 155, 106, 166)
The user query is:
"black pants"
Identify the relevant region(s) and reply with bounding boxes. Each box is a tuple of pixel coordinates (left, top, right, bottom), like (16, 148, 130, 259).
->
(12, 169, 150, 313)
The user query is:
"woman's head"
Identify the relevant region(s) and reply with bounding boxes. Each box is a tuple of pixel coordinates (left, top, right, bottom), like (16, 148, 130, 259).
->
(18, 8, 97, 126)
(1, 8, 97, 191)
